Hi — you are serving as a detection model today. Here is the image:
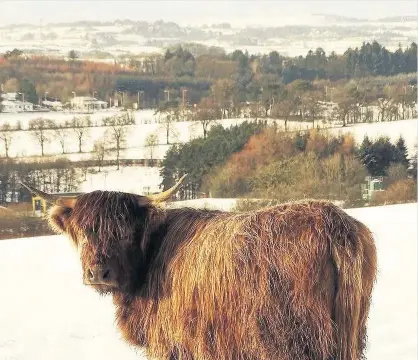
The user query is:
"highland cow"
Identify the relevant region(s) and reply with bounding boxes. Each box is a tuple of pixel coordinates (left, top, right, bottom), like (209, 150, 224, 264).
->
(21, 177, 377, 360)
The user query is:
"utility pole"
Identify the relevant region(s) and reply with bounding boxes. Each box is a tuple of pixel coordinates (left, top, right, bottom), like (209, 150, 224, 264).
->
(182, 88, 187, 108)
(71, 91, 76, 112)
(18, 92, 25, 111)
(118, 91, 124, 107)
(137, 90, 144, 110)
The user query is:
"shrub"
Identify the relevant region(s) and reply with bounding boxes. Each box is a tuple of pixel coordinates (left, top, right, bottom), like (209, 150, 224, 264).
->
(371, 179, 417, 205)
(0, 213, 53, 240)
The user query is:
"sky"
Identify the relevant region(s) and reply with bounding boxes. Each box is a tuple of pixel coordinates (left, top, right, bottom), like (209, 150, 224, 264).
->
(0, 0, 417, 27)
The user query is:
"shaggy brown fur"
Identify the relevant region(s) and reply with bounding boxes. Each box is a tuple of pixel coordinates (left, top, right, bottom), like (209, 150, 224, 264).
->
(48, 193, 377, 360)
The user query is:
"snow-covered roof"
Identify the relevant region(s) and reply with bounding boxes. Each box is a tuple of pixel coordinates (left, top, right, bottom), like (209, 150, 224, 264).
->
(0, 100, 20, 106)
(71, 96, 97, 102)
(0, 92, 18, 100)
(1, 99, 33, 106)
(42, 100, 63, 106)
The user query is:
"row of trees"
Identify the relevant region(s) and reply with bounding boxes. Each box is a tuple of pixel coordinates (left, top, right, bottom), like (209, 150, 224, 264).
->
(116, 44, 418, 109)
(1, 41, 416, 109)
(160, 121, 416, 206)
(160, 121, 267, 199)
(153, 77, 417, 134)
(126, 41, 418, 81)
(0, 114, 135, 162)
(0, 111, 156, 205)
(0, 158, 81, 204)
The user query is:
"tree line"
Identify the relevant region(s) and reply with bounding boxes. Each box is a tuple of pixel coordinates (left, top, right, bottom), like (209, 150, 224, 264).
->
(160, 121, 416, 206)
(1, 40, 416, 109)
(0, 158, 81, 204)
(160, 121, 267, 199)
(0, 114, 135, 167)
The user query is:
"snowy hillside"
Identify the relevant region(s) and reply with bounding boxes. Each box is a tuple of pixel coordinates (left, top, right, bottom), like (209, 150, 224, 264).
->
(0, 202, 416, 360)
(0, 17, 416, 58)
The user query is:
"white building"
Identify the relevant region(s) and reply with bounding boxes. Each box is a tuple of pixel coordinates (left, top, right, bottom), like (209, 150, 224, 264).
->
(42, 100, 63, 111)
(1, 93, 18, 101)
(0, 100, 33, 113)
(70, 97, 108, 112)
(1, 92, 34, 113)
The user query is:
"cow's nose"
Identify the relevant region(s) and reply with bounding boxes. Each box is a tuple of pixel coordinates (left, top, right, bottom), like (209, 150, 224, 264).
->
(85, 265, 115, 285)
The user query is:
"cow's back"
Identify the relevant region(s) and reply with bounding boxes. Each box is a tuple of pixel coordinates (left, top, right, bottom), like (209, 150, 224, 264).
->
(119, 200, 376, 360)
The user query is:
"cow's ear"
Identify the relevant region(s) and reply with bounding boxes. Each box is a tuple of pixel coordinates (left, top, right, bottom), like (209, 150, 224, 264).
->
(48, 205, 72, 234)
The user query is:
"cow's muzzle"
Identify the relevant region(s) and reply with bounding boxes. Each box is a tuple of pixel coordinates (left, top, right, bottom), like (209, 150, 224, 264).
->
(84, 265, 117, 287)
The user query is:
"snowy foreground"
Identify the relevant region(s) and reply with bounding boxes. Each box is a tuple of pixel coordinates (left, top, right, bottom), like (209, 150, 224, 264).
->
(0, 202, 416, 360)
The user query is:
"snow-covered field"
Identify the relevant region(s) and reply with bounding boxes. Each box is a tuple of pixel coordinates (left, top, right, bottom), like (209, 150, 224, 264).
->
(1, 110, 273, 159)
(1, 109, 417, 162)
(80, 166, 162, 195)
(329, 119, 418, 152)
(0, 202, 416, 360)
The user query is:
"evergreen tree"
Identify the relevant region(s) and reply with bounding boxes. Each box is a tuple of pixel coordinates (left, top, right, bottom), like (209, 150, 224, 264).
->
(160, 121, 265, 199)
(68, 50, 79, 60)
(358, 135, 378, 176)
(394, 136, 409, 168)
(18, 79, 38, 104)
(359, 136, 407, 176)
(409, 144, 417, 180)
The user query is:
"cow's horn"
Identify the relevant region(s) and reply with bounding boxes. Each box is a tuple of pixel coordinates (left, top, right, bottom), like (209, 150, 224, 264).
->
(19, 182, 79, 208)
(146, 174, 187, 203)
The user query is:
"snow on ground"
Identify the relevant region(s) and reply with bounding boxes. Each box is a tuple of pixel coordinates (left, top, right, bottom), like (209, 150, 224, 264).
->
(0, 202, 416, 360)
(80, 166, 162, 195)
(329, 119, 418, 153)
(1, 109, 417, 161)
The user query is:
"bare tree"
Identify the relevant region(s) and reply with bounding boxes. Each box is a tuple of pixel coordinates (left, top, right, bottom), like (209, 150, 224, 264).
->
(29, 118, 55, 156)
(103, 113, 135, 170)
(0, 123, 14, 157)
(51, 122, 68, 154)
(248, 102, 264, 121)
(332, 87, 358, 127)
(376, 97, 391, 122)
(384, 84, 417, 120)
(301, 91, 324, 128)
(155, 101, 181, 144)
(145, 133, 159, 166)
(70, 116, 91, 153)
(193, 96, 221, 138)
(271, 98, 295, 131)
(92, 140, 107, 172)
(211, 78, 235, 118)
